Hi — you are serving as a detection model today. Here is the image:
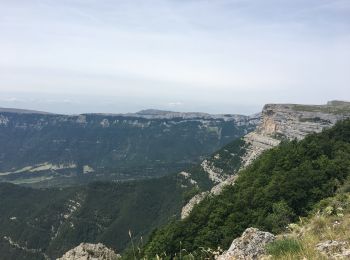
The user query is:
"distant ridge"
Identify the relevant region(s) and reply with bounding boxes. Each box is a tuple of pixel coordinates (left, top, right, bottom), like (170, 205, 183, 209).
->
(0, 107, 52, 114)
(0, 106, 254, 120)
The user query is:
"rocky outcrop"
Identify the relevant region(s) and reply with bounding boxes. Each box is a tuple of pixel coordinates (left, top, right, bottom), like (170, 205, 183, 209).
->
(180, 173, 239, 219)
(217, 228, 275, 260)
(181, 101, 350, 219)
(0, 107, 257, 187)
(135, 109, 260, 124)
(316, 240, 350, 259)
(201, 159, 226, 183)
(241, 132, 280, 168)
(241, 101, 350, 170)
(3, 236, 49, 259)
(0, 115, 9, 126)
(258, 103, 349, 139)
(210, 175, 238, 195)
(57, 243, 120, 260)
(181, 191, 209, 219)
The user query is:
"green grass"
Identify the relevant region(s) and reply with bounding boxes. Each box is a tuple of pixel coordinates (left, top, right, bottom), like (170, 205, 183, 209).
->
(266, 239, 303, 257)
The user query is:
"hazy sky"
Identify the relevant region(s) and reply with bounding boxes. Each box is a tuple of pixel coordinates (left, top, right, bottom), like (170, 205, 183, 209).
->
(0, 0, 349, 114)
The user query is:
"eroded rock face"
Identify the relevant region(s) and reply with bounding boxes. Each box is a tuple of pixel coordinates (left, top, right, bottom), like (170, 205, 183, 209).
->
(316, 240, 350, 259)
(217, 228, 275, 260)
(241, 102, 350, 170)
(57, 243, 120, 260)
(182, 101, 350, 219)
(181, 191, 210, 219)
(259, 103, 348, 139)
(241, 132, 280, 168)
(201, 159, 226, 183)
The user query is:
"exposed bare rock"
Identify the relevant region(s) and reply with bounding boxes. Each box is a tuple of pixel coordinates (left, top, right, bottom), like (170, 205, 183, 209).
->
(100, 119, 110, 128)
(179, 171, 198, 186)
(210, 175, 238, 195)
(181, 178, 234, 219)
(182, 101, 350, 219)
(217, 228, 275, 260)
(181, 191, 209, 219)
(258, 103, 349, 139)
(3, 236, 49, 259)
(241, 102, 350, 170)
(181, 170, 238, 219)
(57, 243, 120, 260)
(201, 160, 226, 183)
(0, 115, 9, 126)
(316, 240, 350, 259)
(135, 109, 259, 123)
(241, 132, 280, 168)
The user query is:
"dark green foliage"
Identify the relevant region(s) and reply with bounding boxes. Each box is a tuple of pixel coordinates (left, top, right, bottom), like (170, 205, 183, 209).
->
(184, 138, 247, 193)
(0, 112, 253, 187)
(0, 175, 187, 259)
(143, 120, 350, 257)
(210, 138, 247, 173)
(266, 238, 303, 257)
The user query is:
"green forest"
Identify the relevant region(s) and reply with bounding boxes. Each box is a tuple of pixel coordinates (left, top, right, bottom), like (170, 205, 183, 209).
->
(142, 120, 350, 258)
(0, 175, 186, 259)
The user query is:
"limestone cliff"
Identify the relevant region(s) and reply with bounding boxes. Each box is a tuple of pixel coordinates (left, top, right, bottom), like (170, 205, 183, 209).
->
(0, 108, 257, 187)
(242, 101, 350, 168)
(180, 101, 350, 219)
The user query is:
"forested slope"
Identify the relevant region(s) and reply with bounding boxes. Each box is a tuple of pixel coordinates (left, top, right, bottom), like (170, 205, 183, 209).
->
(0, 175, 186, 259)
(142, 120, 350, 258)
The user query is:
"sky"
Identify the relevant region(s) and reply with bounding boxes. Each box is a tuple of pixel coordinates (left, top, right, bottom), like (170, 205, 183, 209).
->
(0, 0, 349, 115)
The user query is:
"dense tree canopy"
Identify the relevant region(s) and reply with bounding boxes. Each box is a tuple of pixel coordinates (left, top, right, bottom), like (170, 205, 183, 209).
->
(143, 120, 350, 258)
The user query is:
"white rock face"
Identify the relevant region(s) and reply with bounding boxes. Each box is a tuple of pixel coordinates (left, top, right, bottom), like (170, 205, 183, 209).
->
(217, 228, 275, 260)
(3, 236, 48, 258)
(57, 243, 120, 260)
(0, 115, 9, 126)
(201, 160, 226, 183)
(83, 165, 94, 174)
(0, 162, 77, 176)
(181, 192, 209, 219)
(181, 101, 350, 219)
(179, 171, 197, 186)
(258, 103, 348, 139)
(241, 102, 350, 170)
(100, 119, 110, 128)
(241, 132, 280, 168)
(135, 109, 259, 123)
(210, 175, 238, 195)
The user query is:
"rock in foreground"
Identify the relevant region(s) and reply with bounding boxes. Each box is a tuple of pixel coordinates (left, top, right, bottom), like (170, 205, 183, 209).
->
(218, 228, 275, 260)
(316, 240, 350, 259)
(57, 243, 120, 260)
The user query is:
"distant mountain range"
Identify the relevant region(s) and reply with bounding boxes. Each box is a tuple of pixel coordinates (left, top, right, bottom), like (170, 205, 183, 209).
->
(1, 101, 349, 259)
(0, 107, 259, 187)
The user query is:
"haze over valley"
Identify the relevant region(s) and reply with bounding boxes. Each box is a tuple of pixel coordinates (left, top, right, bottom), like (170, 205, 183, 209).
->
(0, 1, 350, 259)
